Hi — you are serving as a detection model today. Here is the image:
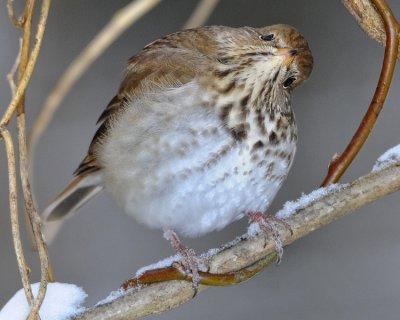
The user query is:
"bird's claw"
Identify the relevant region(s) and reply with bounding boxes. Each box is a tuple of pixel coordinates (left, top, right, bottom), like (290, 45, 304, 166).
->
(246, 212, 292, 263)
(165, 230, 203, 293)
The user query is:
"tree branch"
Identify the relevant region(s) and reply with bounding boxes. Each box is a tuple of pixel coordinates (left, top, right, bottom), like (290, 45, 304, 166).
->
(322, 0, 400, 185)
(73, 162, 400, 320)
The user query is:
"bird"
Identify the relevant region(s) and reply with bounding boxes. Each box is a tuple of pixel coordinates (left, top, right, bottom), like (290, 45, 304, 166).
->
(43, 24, 313, 282)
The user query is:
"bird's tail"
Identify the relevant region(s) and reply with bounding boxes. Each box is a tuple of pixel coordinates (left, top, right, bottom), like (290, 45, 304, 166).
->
(42, 171, 103, 244)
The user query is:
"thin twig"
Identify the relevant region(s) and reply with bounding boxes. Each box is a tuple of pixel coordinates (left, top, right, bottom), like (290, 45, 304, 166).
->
(322, 0, 400, 186)
(18, 113, 52, 320)
(0, 0, 52, 131)
(6, 38, 22, 96)
(16, 0, 36, 100)
(7, 0, 24, 28)
(3, 1, 39, 314)
(74, 162, 400, 320)
(29, 0, 162, 157)
(0, 126, 34, 307)
(16, 0, 36, 240)
(13, 3, 42, 319)
(4, 1, 53, 319)
(183, 0, 220, 29)
(19, 115, 51, 320)
(15, 3, 53, 318)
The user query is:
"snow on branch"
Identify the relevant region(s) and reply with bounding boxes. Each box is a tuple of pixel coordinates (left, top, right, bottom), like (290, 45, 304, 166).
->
(372, 144, 400, 172)
(0, 283, 87, 320)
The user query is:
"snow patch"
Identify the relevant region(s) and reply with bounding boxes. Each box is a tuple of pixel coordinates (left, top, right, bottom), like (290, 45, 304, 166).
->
(0, 282, 87, 320)
(201, 235, 247, 259)
(247, 222, 261, 237)
(372, 144, 400, 172)
(96, 289, 125, 306)
(276, 184, 344, 219)
(135, 255, 179, 277)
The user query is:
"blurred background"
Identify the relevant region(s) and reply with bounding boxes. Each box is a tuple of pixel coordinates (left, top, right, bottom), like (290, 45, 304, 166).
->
(1, 0, 400, 319)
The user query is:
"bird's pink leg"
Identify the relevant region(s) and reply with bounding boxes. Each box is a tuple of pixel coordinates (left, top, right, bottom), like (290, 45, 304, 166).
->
(164, 230, 201, 289)
(246, 212, 293, 263)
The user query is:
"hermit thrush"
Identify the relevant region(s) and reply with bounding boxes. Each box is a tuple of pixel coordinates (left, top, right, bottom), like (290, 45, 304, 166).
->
(43, 24, 313, 277)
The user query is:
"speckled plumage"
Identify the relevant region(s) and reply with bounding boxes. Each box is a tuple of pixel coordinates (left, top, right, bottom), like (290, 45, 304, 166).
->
(44, 24, 313, 239)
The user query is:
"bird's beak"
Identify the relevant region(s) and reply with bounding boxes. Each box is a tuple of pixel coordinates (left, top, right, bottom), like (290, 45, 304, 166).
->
(276, 48, 298, 67)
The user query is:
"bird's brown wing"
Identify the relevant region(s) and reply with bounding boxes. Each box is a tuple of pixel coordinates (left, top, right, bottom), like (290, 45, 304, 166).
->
(43, 27, 222, 233)
(75, 46, 214, 176)
(43, 46, 214, 229)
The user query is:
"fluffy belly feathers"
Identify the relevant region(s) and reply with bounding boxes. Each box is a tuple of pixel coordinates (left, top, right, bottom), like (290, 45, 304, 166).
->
(99, 92, 295, 237)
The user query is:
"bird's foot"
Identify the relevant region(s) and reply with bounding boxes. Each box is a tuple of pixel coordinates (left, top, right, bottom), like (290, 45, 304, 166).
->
(246, 212, 293, 264)
(164, 230, 204, 292)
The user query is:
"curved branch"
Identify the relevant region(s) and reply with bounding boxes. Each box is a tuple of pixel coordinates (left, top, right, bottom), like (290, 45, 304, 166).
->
(74, 162, 400, 320)
(6, 39, 22, 96)
(0, 126, 34, 307)
(322, 0, 399, 185)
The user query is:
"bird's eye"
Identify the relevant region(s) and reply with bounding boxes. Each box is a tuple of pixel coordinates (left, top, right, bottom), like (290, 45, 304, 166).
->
(217, 57, 229, 65)
(260, 34, 274, 41)
(283, 77, 296, 88)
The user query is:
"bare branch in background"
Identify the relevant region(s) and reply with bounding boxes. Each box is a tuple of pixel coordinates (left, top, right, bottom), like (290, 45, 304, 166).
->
(29, 0, 162, 161)
(183, 0, 220, 29)
(6, 39, 22, 96)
